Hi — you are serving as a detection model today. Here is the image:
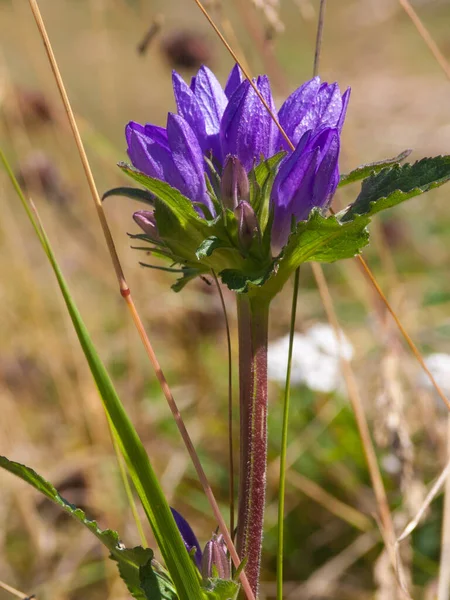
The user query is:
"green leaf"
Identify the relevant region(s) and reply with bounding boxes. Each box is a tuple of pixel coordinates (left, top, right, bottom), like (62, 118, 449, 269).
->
(196, 236, 230, 260)
(341, 155, 450, 222)
(219, 267, 273, 294)
(139, 562, 178, 600)
(1, 150, 205, 600)
(259, 210, 370, 300)
(0, 457, 174, 600)
(102, 186, 155, 206)
(204, 578, 240, 600)
(338, 149, 412, 187)
(119, 163, 210, 262)
(171, 267, 205, 292)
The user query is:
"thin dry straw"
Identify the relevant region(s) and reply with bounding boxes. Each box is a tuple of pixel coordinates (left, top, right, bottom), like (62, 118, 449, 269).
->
(395, 459, 450, 594)
(0, 579, 34, 599)
(438, 417, 450, 600)
(193, 0, 450, 413)
(311, 262, 408, 595)
(398, 0, 450, 81)
(25, 2, 253, 597)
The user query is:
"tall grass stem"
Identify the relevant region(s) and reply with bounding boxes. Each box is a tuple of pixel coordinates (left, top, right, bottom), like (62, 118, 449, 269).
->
(276, 268, 300, 600)
(212, 270, 235, 540)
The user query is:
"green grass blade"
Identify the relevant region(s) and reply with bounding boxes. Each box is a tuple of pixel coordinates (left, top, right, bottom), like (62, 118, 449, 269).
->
(276, 268, 299, 600)
(0, 149, 204, 600)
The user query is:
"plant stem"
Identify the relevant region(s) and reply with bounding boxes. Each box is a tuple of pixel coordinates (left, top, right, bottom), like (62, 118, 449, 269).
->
(236, 294, 270, 596)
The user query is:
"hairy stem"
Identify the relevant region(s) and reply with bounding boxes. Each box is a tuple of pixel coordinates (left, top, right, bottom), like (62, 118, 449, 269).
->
(236, 294, 270, 596)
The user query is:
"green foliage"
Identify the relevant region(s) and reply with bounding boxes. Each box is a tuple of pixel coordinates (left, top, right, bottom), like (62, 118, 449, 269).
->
(260, 210, 370, 299)
(341, 156, 450, 221)
(0, 457, 175, 600)
(204, 578, 240, 600)
(195, 236, 229, 260)
(338, 149, 412, 187)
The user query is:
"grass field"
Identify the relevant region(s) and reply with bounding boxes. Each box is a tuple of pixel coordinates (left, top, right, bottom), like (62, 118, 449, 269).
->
(1, 1, 450, 598)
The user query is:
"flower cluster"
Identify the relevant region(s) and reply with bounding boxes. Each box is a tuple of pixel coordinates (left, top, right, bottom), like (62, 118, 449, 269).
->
(126, 64, 349, 251)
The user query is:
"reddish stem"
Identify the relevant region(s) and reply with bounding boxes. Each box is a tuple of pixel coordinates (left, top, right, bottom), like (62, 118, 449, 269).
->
(236, 294, 270, 596)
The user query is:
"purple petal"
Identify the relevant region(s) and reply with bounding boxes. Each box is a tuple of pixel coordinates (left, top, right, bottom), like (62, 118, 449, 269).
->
(126, 121, 145, 148)
(193, 66, 228, 134)
(271, 127, 340, 248)
(171, 508, 202, 569)
(277, 77, 321, 149)
(316, 83, 343, 128)
(312, 128, 340, 209)
(271, 131, 318, 247)
(126, 122, 184, 190)
(192, 66, 227, 161)
(172, 71, 208, 150)
(220, 75, 278, 172)
(166, 113, 214, 213)
(337, 87, 351, 131)
(224, 64, 244, 99)
(144, 124, 169, 149)
(277, 78, 349, 150)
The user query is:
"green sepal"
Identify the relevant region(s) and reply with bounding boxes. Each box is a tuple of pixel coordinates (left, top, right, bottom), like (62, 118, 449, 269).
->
(338, 149, 412, 187)
(0, 456, 174, 600)
(340, 155, 450, 221)
(102, 186, 155, 206)
(250, 152, 286, 232)
(172, 267, 207, 292)
(204, 155, 222, 204)
(203, 578, 240, 600)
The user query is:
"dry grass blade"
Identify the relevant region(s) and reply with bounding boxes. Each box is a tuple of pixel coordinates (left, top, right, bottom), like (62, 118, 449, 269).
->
(25, 1, 253, 597)
(398, 0, 450, 81)
(311, 264, 405, 586)
(0, 579, 35, 599)
(395, 458, 450, 594)
(438, 416, 450, 600)
(313, 0, 327, 76)
(356, 256, 450, 411)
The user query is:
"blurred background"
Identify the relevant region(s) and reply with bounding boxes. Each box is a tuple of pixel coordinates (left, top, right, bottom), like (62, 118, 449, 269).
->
(1, 0, 450, 598)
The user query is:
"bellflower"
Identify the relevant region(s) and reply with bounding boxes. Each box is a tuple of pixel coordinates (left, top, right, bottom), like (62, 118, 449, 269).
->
(126, 63, 349, 252)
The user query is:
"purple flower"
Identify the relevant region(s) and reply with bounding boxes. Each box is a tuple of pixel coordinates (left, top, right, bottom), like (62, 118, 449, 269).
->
(271, 127, 341, 249)
(125, 64, 349, 249)
(171, 508, 202, 569)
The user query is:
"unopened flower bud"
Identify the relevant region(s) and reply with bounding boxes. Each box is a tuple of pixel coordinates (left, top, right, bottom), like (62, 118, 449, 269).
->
(221, 155, 249, 210)
(133, 210, 160, 242)
(201, 534, 230, 579)
(234, 200, 260, 252)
